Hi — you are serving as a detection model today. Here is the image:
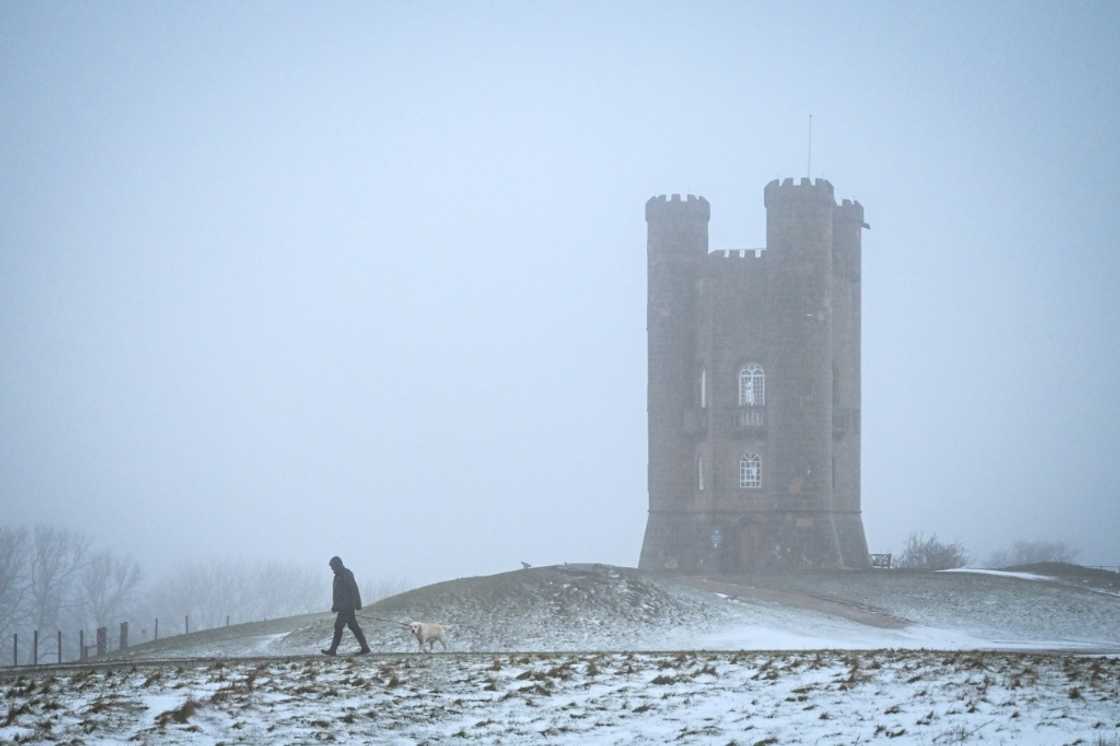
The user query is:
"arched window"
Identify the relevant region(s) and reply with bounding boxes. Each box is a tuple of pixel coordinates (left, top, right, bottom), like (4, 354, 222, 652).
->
(738, 364, 765, 407)
(699, 367, 707, 409)
(738, 453, 761, 489)
(697, 455, 704, 491)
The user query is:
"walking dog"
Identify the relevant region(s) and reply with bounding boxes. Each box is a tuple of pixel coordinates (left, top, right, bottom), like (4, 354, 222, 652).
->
(408, 621, 448, 652)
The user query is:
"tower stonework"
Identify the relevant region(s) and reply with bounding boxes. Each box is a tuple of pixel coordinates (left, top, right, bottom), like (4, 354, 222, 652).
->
(638, 179, 870, 573)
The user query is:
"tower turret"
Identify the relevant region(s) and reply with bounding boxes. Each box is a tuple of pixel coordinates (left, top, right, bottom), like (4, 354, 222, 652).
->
(830, 197, 870, 567)
(764, 177, 841, 565)
(644, 195, 708, 517)
(645, 193, 710, 260)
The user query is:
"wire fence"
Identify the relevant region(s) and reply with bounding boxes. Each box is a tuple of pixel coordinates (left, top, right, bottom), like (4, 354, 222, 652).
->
(5, 613, 254, 668)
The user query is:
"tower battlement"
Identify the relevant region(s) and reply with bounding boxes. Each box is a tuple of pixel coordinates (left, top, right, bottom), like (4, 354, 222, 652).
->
(706, 248, 766, 262)
(835, 198, 866, 225)
(645, 193, 711, 222)
(764, 177, 835, 207)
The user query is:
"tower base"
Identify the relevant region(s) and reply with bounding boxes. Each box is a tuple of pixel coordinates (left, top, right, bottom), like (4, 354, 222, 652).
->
(639, 510, 869, 574)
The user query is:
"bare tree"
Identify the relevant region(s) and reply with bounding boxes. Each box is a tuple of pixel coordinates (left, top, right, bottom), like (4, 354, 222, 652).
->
(27, 525, 91, 631)
(247, 560, 322, 621)
(897, 532, 967, 571)
(79, 550, 143, 629)
(144, 557, 324, 631)
(361, 576, 411, 605)
(986, 540, 1080, 568)
(0, 526, 30, 639)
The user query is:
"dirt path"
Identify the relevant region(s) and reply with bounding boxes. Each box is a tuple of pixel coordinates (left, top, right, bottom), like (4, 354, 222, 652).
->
(676, 575, 912, 629)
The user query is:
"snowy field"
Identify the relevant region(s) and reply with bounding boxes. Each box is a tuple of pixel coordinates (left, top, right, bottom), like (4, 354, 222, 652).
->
(4, 565, 1120, 743)
(3, 650, 1119, 744)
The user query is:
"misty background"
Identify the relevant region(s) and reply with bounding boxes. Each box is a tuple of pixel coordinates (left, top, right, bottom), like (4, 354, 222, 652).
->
(2, 1, 1118, 598)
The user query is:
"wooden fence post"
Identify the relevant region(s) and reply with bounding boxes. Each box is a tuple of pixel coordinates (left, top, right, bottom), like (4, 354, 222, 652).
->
(32, 630, 38, 666)
(80, 629, 86, 661)
(119, 621, 128, 650)
(154, 617, 159, 641)
(185, 615, 189, 635)
(57, 630, 62, 664)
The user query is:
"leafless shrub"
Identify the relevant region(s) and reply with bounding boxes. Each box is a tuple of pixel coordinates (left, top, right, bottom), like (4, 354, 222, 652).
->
(896, 533, 967, 571)
(986, 540, 1080, 568)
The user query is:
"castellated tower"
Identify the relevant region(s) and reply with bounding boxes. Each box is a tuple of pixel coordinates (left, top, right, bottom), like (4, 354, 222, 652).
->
(638, 179, 870, 573)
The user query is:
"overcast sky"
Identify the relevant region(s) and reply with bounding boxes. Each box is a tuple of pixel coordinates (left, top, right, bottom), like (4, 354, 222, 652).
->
(2, 1, 1118, 585)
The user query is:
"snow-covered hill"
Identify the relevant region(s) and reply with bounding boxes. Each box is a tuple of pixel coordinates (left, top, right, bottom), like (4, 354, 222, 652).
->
(109, 563, 1120, 660)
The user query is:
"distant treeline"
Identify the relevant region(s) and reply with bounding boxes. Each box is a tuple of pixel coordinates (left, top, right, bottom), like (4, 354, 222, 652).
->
(0, 524, 408, 661)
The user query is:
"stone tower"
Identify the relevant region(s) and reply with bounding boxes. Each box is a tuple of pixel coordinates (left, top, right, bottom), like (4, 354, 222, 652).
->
(638, 179, 870, 573)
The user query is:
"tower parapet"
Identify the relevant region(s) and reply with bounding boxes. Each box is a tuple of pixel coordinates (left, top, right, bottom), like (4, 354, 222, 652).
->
(645, 193, 711, 220)
(763, 177, 835, 208)
(834, 197, 864, 224)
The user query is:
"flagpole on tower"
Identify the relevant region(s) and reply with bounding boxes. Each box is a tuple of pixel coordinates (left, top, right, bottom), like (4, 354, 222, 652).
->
(807, 114, 813, 180)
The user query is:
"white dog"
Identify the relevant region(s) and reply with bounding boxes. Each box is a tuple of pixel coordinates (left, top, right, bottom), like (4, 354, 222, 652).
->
(408, 622, 448, 652)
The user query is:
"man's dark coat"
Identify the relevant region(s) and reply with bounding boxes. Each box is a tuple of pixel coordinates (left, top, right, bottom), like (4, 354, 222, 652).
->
(331, 566, 362, 612)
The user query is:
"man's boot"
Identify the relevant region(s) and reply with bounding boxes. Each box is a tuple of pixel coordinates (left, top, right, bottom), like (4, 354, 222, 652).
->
(353, 624, 372, 655)
(323, 616, 344, 656)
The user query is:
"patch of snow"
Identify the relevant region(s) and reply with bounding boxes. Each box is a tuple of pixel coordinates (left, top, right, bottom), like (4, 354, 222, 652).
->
(140, 693, 189, 723)
(939, 567, 1057, 582)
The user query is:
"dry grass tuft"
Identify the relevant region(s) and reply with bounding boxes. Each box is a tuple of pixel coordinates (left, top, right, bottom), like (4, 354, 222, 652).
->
(4, 701, 31, 726)
(156, 698, 202, 727)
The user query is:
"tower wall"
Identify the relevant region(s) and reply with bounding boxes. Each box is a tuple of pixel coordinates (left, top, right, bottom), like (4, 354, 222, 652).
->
(639, 179, 870, 574)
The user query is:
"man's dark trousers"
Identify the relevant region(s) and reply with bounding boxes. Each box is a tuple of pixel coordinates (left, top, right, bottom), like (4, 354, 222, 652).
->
(330, 609, 368, 652)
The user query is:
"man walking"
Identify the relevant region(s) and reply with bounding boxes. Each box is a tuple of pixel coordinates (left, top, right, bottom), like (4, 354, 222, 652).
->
(322, 555, 371, 656)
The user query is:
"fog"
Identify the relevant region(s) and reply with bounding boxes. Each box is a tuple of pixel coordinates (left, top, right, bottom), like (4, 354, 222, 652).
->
(2, 1, 1117, 591)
